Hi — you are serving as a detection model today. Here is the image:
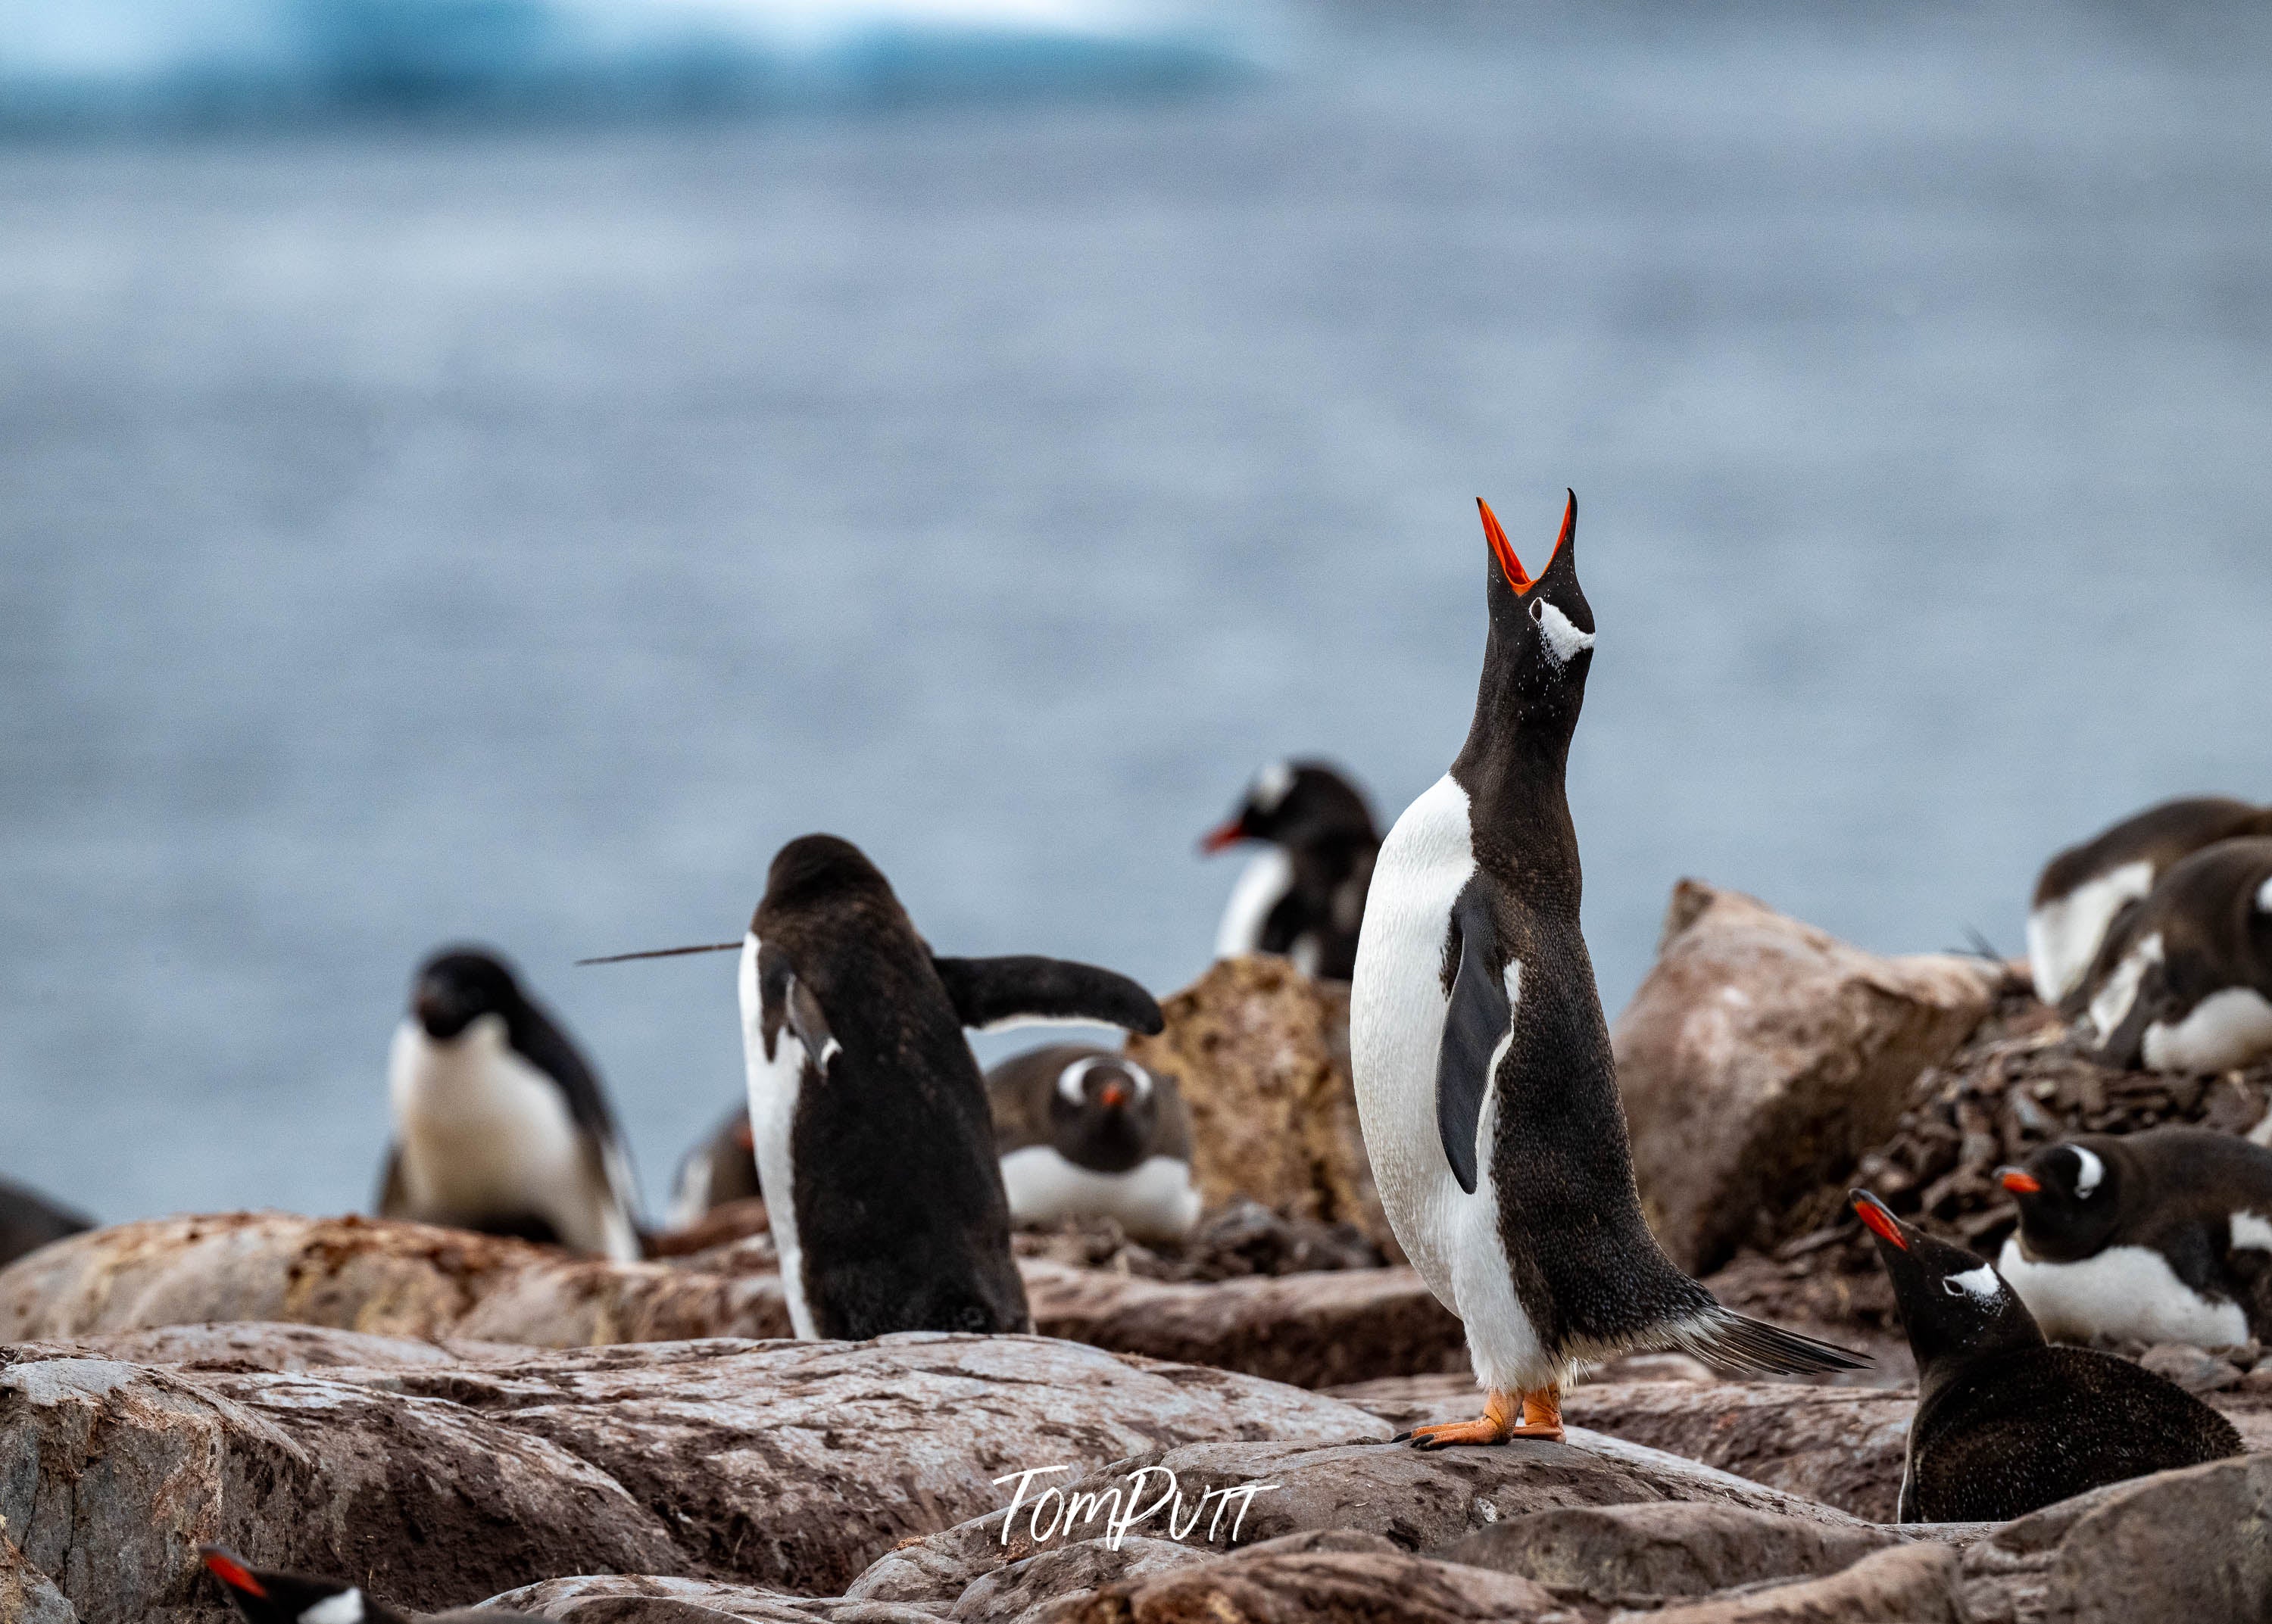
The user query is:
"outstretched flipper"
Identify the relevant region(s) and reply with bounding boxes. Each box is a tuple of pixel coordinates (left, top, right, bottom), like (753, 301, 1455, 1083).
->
(932, 955, 1165, 1035)
(1434, 884, 1509, 1195)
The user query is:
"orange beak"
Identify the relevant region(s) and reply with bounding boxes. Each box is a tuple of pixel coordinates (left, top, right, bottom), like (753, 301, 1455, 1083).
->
(201, 1551, 267, 1599)
(1100, 1082, 1129, 1109)
(1198, 821, 1244, 855)
(1850, 1191, 1908, 1251)
(1478, 491, 1574, 599)
(1999, 1167, 2042, 1195)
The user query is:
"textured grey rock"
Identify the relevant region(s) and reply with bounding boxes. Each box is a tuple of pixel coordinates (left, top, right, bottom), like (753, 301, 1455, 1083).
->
(1046, 1531, 1557, 1623)
(481, 1573, 940, 1621)
(1643, 1541, 1967, 1622)
(1, 1528, 76, 1624)
(1434, 1501, 1898, 1602)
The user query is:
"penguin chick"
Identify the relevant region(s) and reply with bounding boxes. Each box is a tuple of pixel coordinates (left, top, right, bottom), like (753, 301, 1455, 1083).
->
(988, 1044, 1202, 1242)
(2078, 837, 2272, 1075)
(377, 947, 643, 1262)
(201, 1548, 538, 1622)
(1995, 1127, 2272, 1347)
(1350, 493, 1862, 1450)
(0, 1176, 92, 1269)
(2028, 796, 2272, 1007)
(668, 1102, 762, 1229)
(1202, 760, 1381, 980)
(1851, 1191, 2239, 1523)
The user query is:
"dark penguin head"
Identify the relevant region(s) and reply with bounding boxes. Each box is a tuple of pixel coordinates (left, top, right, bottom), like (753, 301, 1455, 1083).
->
(1200, 762, 1379, 856)
(1046, 1052, 1162, 1174)
(1852, 1191, 2040, 1393)
(1457, 491, 1596, 784)
(201, 1549, 409, 1624)
(409, 949, 526, 1043)
(757, 834, 897, 931)
(1999, 1140, 2124, 1263)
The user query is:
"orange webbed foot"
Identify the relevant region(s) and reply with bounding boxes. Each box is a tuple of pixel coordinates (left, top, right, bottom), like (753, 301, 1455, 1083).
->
(1390, 1386, 1562, 1448)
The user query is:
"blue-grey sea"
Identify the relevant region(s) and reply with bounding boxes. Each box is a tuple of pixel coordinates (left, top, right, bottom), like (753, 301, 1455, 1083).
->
(4, 2, 2270, 1227)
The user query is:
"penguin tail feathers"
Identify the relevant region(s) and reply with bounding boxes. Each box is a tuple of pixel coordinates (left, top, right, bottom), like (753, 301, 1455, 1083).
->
(1668, 1308, 1870, 1377)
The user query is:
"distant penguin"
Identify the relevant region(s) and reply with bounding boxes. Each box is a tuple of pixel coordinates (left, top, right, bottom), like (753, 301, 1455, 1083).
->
(727, 834, 1162, 1340)
(2027, 796, 2271, 1007)
(668, 1102, 762, 1228)
(1995, 1127, 2272, 1346)
(202, 1548, 537, 1622)
(376, 947, 644, 1262)
(1851, 1191, 2239, 1523)
(1350, 493, 1860, 1448)
(2076, 837, 2272, 1074)
(0, 1176, 92, 1269)
(1201, 760, 1381, 980)
(988, 1044, 1202, 1242)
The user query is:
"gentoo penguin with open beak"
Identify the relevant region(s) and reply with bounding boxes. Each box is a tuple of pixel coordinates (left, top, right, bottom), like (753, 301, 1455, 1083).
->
(1201, 760, 1381, 980)
(1994, 1127, 2272, 1346)
(988, 1044, 1202, 1242)
(376, 947, 643, 1261)
(2027, 796, 2272, 1008)
(201, 1548, 539, 1622)
(1350, 492, 1862, 1447)
(2077, 837, 2272, 1074)
(1851, 1192, 2239, 1523)
(667, 1102, 763, 1228)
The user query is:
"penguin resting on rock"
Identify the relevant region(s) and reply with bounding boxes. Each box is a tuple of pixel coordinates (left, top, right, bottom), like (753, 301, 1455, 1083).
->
(1996, 1128, 2272, 1347)
(202, 1548, 538, 1622)
(1350, 492, 1862, 1448)
(1851, 1191, 2239, 1523)
(378, 947, 644, 1261)
(988, 1044, 1202, 1242)
(2077, 837, 2272, 1075)
(1202, 760, 1380, 980)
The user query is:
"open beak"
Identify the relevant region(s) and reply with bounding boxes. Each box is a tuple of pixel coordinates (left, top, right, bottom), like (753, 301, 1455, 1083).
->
(201, 1550, 268, 1599)
(1198, 820, 1245, 855)
(1997, 1167, 2042, 1195)
(1478, 491, 1574, 598)
(1849, 1189, 1909, 1251)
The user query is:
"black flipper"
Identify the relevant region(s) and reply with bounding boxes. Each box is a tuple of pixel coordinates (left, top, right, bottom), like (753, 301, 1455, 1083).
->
(757, 943, 839, 1074)
(932, 955, 1165, 1035)
(1435, 884, 1509, 1196)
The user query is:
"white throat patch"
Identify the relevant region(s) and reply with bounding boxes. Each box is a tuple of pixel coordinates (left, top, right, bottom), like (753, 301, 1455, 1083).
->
(1534, 600, 1595, 666)
(301, 1592, 366, 1624)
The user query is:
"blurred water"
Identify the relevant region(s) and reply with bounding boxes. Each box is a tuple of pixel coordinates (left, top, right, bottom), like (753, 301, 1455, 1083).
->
(3, 2, 2270, 1226)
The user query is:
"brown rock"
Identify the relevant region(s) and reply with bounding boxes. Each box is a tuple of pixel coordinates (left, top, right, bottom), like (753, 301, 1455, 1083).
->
(1435, 1501, 1898, 1601)
(1, 1529, 76, 1624)
(1124, 957, 1394, 1256)
(2138, 1341, 2245, 1393)
(1613, 881, 1997, 1273)
(1053, 1538, 1557, 1624)
(479, 1573, 934, 1621)
(1644, 1542, 1966, 1622)
(1021, 1260, 1465, 1389)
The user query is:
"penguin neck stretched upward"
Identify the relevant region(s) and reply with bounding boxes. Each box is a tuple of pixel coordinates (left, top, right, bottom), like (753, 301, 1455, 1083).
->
(1454, 665, 1583, 899)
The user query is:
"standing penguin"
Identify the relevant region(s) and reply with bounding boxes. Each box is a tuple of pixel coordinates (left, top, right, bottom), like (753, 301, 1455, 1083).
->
(377, 947, 643, 1262)
(1201, 760, 1381, 979)
(1995, 1127, 2272, 1346)
(988, 1044, 1202, 1242)
(1851, 1191, 2239, 1523)
(202, 1548, 538, 1622)
(2077, 837, 2272, 1074)
(1350, 493, 1861, 1447)
(2027, 796, 2271, 1007)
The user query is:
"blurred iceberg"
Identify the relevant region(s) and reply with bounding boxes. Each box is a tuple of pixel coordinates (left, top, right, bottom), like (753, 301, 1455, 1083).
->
(0, 0, 1277, 124)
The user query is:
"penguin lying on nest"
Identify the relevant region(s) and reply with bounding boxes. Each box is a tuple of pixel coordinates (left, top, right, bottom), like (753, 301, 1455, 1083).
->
(1851, 1191, 2239, 1523)
(2028, 796, 2272, 1009)
(202, 1548, 536, 1622)
(2076, 837, 2272, 1075)
(1350, 492, 1862, 1448)
(988, 1044, 1202, 1242)
(1996, 1127, 2272, 1347)
(668, 1102, 762, 1228)
(584, 834, 1163, 1339)
(1201, 759, 1381, 980)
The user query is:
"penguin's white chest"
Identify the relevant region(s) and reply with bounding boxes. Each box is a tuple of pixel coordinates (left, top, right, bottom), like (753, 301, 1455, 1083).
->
(389, 1017, 585, 1227)
(1996, 1234, 2249, 1347)
(1215, 848, 1293, 959)
(999, 1148, 1201, 1242)
(740, 934, 819, 1339)
(1349, 772, 1546, 1391)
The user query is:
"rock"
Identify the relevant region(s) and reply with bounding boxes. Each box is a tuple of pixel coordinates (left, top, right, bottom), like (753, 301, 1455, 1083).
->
(60, 1322, 529, 1372)
(1050, 1535, 1557, 1623)
(1434, 1501, 1898, 1602)
(1124, 956, 1394, 1257)
(2139, 1341, 2245, 1393)
(1644, 1542, 1966, 1622)
(1612, 881, 1999, 1274)
(1021, 1261, 1465, 1389)
(479, 1573, 935, 1621)
(1, 1529, 76, 1624)
(943, 1535, 1214, 1623)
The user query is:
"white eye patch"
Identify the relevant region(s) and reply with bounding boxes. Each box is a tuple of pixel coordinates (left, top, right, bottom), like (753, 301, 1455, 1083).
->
(1532, 598, 1596, 666)
(1056, 1058, 1100, 1106)
(2258, 874, 2272, 914)
(1943, 1264, 2002, 1304)
(2070, 1146, 2105, 1197)
(1253, 759, 1294, 812)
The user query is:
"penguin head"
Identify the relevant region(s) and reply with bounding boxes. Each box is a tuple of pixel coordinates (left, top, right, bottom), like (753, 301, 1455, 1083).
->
(1199, 762, 1379, 857)
(1047, 1052, 1159, 1173)
(201, 1548, 398, 1624)
(410, 949, 525, 1043)
(1999, 1140, 2124, 1262)
(1851, 1191, 2039, 1380)
(757, 833, 894, 927)
(1475, 491, 1596, 740)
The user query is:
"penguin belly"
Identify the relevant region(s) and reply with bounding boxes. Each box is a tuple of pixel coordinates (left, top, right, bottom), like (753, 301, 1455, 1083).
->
(1996, 1235, 2248, 1346)
(999, 1146, 1201, 1242)
(2027, 860, 2154, 1005)
(739, 934, 819, 1339)
(2143, 987, 2272, 1074)
(388, 1018, 632, 1259)
(1350, 773, 1548, 1392)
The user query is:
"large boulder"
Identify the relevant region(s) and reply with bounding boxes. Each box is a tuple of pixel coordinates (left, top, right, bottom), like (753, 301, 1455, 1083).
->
(1436, 1501, 1900, 1602)
(1125, 956, 1393, 1257)
(1613, 881, 1999, 1274)
(1646, 1543, 1967, 1623)
(1050, 1532, 1556, 1623)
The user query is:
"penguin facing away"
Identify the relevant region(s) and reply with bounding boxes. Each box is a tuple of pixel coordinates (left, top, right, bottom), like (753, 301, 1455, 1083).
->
(201, 1548, 538, 1622)
(1851, 1191, 2239, 1523)
(0, 1176, 92, 1270)
(668, 1102, 763, 1229)
(2077, 837, 2272, 1075)
(1202, 760, 1381, 980)
(988, 1043, 1202, 1242)
(1995, 1127, 2272, 1347)
(378, 948, 643, 1262)
(1350, 493, 1862, 1448)
(2027, 796, 2272, 1008)
(738, 834, 1164, 1340)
